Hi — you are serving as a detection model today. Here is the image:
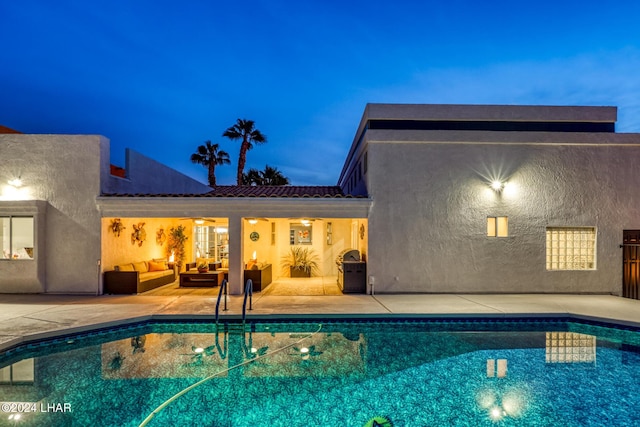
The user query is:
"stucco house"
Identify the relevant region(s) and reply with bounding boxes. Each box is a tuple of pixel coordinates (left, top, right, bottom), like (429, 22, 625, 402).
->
(342, 104, 640, 297)
(2, 104, 640, 298)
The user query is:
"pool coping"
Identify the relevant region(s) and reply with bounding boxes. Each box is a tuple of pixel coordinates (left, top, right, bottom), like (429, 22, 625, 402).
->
(3, 310, 640, 355)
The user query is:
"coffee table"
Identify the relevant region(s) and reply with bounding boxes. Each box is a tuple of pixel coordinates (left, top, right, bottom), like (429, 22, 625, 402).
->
(179, 271, 224, 287)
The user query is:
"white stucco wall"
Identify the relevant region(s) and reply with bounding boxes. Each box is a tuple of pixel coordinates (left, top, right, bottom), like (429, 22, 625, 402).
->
(105, 149, 211, 195)
(0, 134, 106, 293)
(365, 129, 640, 294)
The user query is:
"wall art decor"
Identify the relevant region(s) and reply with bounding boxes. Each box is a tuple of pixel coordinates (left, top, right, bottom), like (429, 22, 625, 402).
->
(110, 218, 126, 237)
(131, 222, 147, 247)
(156, 228, 166, 246)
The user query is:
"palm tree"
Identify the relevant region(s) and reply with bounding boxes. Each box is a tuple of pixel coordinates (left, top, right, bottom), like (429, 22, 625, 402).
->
(260, 165, 290, 185)
(242, 165, 290, 186)
(242, 168, 263, 185)
(222, 119, 267, 185)
(190, 141, 230, 187)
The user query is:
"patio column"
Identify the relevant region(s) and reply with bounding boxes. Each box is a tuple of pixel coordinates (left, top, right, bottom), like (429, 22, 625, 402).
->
(227, 214, 244, 295)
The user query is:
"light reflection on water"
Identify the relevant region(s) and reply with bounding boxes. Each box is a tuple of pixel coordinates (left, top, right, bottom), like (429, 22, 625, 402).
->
(1, 320, 640, 426)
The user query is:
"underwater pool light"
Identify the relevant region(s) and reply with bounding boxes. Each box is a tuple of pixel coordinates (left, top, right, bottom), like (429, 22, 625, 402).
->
(490, 407, 504, 420)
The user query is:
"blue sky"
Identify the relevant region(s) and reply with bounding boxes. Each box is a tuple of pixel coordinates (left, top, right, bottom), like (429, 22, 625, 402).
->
(2, 0, 640, 185)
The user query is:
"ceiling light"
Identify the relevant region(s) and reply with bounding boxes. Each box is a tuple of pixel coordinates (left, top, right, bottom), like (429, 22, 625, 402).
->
(8, 178, 22, 187)
(194, 219, 205, 225)
(248, 219, 258, 225)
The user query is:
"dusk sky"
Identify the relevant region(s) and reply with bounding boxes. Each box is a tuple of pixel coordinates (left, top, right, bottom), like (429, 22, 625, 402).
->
(2, 1, 640, 186)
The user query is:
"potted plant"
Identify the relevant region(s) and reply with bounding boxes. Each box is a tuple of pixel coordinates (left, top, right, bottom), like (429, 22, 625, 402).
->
(197, 262, 209, 273)
(166, 225, 188, 272)
(282, 246, 319, 277)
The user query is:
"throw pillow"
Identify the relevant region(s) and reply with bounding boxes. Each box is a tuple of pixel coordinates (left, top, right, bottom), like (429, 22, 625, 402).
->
(148, 260, 166, 272)
(133, 261, 148, 272)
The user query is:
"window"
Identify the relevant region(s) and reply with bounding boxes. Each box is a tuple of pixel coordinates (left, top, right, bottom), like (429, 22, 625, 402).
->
(546, 227, 596, 270)
(487, 216, 508, 237)
(193, 225, 228, 261)
(1, 216, 34, 259)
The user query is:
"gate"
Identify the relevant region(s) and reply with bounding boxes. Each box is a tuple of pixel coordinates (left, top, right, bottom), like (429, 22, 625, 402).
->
(622, 230, 640, 299)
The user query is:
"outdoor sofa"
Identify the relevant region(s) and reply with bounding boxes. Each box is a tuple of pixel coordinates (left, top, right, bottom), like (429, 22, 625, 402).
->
(103, 259, 175, 294)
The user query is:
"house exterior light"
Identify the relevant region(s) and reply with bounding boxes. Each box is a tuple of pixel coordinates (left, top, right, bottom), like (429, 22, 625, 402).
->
(490, 180, 504, 192)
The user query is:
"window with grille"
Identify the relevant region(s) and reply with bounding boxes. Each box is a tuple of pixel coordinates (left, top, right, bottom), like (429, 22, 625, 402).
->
(546, 227, 596, 270)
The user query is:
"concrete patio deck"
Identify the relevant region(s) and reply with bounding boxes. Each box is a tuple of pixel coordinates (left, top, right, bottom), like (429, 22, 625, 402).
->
(2, 291, 640, 353)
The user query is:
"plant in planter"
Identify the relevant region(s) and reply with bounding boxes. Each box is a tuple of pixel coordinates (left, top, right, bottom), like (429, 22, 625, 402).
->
(281, 246, 319, 277)
(197, 262, 209, 273)
(166, 225, 188, 272)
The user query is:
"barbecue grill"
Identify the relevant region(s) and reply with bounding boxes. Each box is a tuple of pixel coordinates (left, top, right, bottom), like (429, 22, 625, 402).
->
(336, 249, 366, 293)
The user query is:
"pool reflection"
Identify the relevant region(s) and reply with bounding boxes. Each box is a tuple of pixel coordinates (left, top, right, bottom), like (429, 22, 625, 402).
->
(99, 328, 366, 379)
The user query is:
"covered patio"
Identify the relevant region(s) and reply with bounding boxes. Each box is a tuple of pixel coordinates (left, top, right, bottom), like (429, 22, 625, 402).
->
(98, 187, 371, 296)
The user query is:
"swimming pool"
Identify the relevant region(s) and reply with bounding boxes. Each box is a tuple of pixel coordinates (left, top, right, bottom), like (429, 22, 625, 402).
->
(1, 318, 640, 426)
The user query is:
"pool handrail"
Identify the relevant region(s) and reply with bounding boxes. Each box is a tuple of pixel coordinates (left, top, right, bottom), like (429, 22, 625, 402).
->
(243, 279, 253, 323)
(215, 279, 228, 323)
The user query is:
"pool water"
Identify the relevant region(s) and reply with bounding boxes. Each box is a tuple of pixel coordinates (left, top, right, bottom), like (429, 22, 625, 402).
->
(2, 319, 640, 426)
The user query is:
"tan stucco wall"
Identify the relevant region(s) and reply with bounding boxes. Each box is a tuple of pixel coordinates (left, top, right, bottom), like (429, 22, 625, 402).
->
(241, 218, 359, 278)
(101, 217, 189, 272)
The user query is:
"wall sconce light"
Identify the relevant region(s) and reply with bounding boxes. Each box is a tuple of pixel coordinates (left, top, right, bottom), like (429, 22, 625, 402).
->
(2, 177, 30, 201)
(490, 180, 505, 192)
(8, 178, 23, 188)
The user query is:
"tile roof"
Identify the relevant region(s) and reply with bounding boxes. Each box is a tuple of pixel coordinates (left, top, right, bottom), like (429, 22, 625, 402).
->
(110, 164, 126, 178)
(102, 185, 364, 198)
(0, 125, 22, 134)
(209, 185, 349, 198)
